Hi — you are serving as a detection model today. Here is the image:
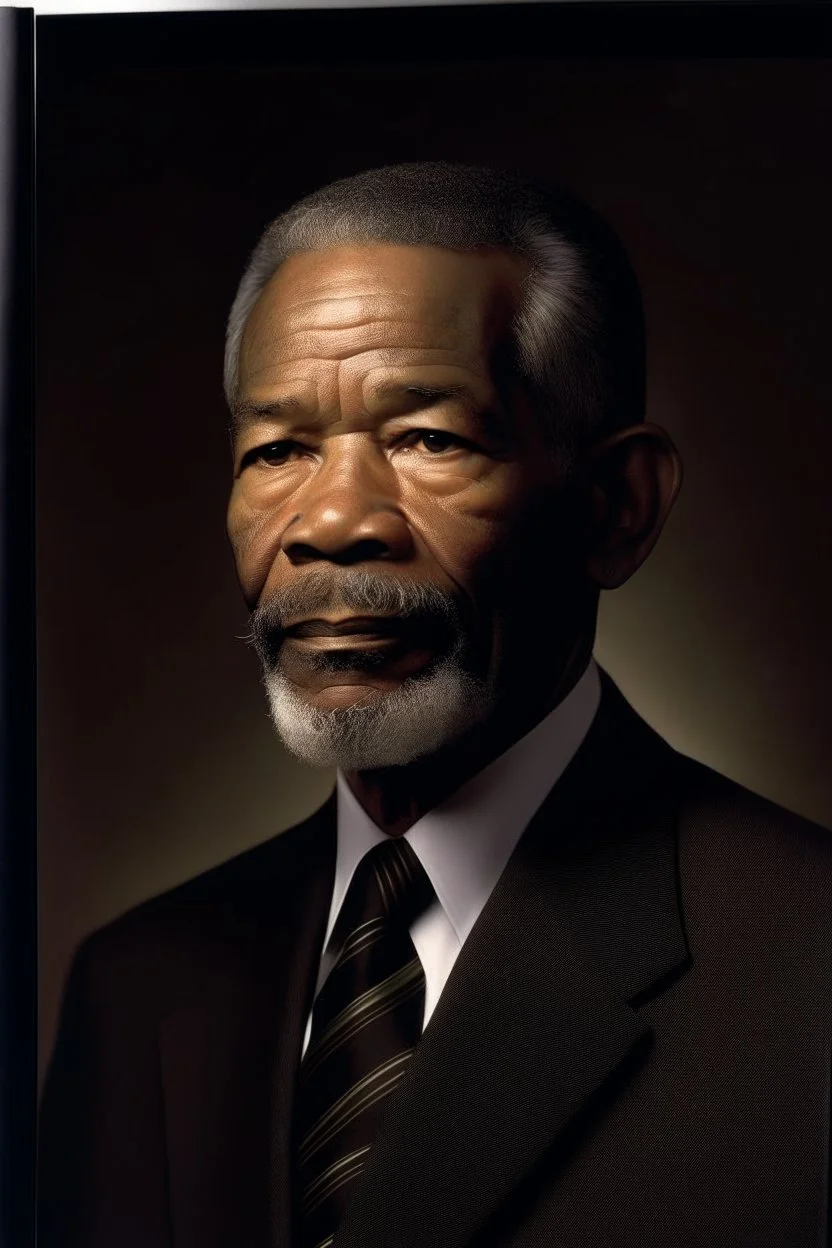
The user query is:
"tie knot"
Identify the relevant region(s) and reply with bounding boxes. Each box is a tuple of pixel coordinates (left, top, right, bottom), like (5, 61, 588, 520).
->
(369, 837, 433, 920)
(335, 837, 435, 943)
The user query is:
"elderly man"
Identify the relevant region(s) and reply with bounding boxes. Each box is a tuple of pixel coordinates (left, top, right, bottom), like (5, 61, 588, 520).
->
(38, 164, 831, 1248)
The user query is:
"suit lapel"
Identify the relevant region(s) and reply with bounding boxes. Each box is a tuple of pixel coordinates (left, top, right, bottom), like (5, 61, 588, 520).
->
(334, 680, 690, 1248)
(158, 798, 336, 1248)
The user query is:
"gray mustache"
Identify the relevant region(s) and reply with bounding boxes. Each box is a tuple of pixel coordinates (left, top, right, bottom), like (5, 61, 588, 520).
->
(247, 569, 461, 665)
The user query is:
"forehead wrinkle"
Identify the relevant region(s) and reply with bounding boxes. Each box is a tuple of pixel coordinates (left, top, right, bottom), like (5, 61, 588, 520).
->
(249, 292, 467, 364)
(278, 286, 464, 328)
(279, 290, 432, 329)
(259, 320, 469, 367)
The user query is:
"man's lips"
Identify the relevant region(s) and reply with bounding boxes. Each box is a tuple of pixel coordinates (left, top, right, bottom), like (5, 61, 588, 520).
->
(286, 616, 407, 641)
(279, 614, 454, 670)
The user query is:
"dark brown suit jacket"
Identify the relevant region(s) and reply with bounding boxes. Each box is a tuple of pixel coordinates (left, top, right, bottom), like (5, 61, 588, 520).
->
(37, 675, 832, 1247)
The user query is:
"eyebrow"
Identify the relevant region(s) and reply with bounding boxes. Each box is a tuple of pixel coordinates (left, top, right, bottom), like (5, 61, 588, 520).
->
(228, 382, 487, 438)
(230, 395, 305, 430)
(370, 382, 482, 411)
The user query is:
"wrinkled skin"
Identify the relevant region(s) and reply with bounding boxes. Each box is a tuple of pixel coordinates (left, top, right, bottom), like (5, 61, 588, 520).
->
(227, 243, 681, 832)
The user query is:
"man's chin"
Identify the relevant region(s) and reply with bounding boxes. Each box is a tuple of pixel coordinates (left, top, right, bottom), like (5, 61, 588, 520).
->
(260, 657, 496, 771)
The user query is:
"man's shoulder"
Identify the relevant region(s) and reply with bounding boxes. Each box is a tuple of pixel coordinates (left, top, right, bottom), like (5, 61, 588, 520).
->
(69, 793, 336, 1001)
(672, 749, 830, 853)
(599, 676, 831, 883)
(669, 750, 831, 931)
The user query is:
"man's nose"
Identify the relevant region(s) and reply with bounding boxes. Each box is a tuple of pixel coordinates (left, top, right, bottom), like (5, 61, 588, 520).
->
(280, 444, 414, 566)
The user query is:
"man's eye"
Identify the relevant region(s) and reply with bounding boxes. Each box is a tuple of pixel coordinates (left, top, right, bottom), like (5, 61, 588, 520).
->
(240, 440, 300, 469)
(411, 430, 468, 454)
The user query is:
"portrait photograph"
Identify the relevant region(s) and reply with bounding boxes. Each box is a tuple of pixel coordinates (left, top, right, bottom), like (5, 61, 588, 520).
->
(22, 3, 832, 1246)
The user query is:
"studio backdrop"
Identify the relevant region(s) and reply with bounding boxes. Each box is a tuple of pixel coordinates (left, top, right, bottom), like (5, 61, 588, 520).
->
(36, 9, 832, 1082)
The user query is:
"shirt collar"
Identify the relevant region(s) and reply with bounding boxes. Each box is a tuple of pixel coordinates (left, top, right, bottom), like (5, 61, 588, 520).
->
(327, 658, 601, 952)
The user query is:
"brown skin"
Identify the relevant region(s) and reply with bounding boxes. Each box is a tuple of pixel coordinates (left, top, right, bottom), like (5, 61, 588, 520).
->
(227, 243, 681, 834)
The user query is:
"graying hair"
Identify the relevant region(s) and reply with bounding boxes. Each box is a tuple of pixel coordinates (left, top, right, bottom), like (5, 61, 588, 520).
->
(224, 162, 645, 452)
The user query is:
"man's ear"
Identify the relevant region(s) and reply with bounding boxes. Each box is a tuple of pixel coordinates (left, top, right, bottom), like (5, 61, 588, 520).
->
(582, 422, 682, 589)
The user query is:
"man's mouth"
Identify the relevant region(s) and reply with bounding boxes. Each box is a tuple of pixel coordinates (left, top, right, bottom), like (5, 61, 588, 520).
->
(277, 613, 456, 680)
(283, 614, 453, 649)
(286, 616, 409, 643)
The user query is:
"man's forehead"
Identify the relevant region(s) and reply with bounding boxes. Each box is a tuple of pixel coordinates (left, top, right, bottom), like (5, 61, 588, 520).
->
(243, 243, 526, 346)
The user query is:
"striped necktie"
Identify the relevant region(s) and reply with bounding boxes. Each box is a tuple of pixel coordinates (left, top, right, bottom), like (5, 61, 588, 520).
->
(294, 836, 435, 1248)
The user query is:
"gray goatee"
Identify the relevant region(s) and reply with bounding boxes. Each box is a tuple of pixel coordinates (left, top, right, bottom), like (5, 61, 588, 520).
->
(246, 568, 495, 769)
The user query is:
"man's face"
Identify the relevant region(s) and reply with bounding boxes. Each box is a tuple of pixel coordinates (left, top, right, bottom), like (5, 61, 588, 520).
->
(227, 243, 578, 768)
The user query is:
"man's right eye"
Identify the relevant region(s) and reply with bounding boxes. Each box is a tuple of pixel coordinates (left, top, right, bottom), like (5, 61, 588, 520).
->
(240, 440, 300, 470)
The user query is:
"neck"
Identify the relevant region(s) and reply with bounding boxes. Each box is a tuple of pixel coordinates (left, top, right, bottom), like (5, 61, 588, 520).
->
(344, 630, 595, 837)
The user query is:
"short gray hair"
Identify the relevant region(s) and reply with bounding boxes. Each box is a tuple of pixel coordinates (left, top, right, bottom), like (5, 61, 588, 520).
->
(224, 162, 645, 452)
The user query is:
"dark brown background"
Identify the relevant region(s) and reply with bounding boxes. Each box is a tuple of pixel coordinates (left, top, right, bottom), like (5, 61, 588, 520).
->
(36, 10, 832, 1081)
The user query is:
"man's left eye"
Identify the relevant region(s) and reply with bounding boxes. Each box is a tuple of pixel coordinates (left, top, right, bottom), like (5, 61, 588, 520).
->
(414, 430, 466, 454)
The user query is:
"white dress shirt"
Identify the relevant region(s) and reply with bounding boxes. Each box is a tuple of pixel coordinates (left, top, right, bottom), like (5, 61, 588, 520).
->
(302, 658, 602, 1055)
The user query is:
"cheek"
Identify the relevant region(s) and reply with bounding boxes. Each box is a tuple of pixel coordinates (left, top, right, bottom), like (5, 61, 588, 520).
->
(400, 466, 536, 589)
(227, 488, 290, 605)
